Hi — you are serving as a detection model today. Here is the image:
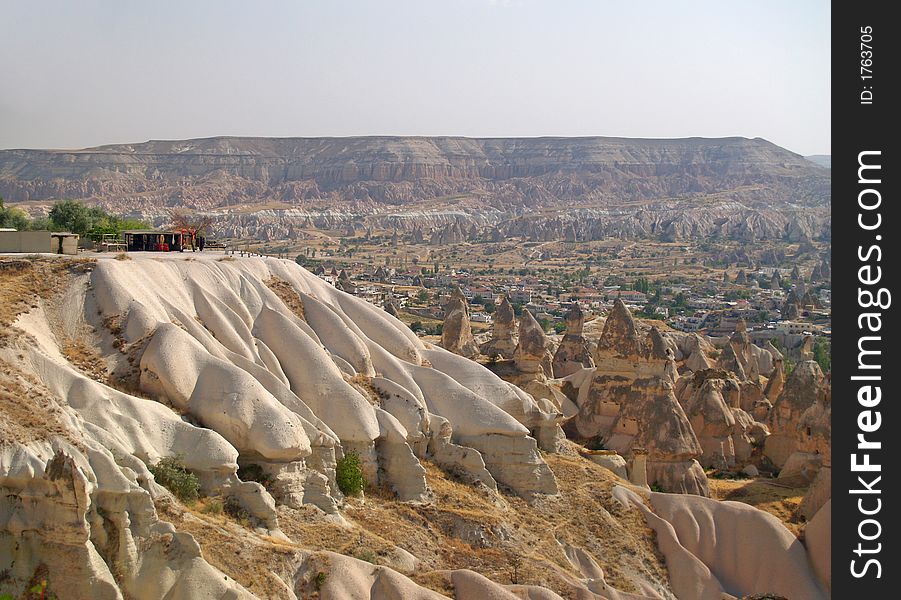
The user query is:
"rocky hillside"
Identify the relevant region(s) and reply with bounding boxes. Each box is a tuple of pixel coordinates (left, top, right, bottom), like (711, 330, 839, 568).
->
(1, 136, 829, 216)
(0, 255, 830, 600)
(804, 155, 831, 169)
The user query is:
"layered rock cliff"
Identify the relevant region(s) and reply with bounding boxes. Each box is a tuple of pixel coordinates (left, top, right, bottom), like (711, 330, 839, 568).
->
(1, 136, 830, 242)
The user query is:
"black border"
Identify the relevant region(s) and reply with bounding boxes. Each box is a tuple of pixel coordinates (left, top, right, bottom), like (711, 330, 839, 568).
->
(832, 2, 895, 596)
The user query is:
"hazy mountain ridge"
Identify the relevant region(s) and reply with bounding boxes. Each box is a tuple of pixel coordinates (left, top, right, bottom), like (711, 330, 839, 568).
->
(804, 155, 831, 169)
(1, 136, 830, 213)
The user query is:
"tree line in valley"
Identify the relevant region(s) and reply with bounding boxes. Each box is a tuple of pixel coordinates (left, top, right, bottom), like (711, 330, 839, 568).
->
(0, 197, 148, 240)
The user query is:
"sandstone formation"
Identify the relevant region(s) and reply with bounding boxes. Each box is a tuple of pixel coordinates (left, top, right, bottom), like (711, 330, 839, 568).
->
(763, 356, 785, 402)
(2, 136, 830, 243)
(0, 136, 829, 209)
(715, 320, 773, 384)
(513, 309, 554, 378)
(769, 270, 782, 289)
(781, 291, 802, 320)
(439, 287, 480, 359)
(804, 500, 832, 593)
(614, 486, 829, 600)
(552, 302, 595, 378)
(480, 295, 517, 359)
(565, 299, 708, 495)
(682, 333, 715, 372)
(0, 254, 567, 598)
(674, 369, 767, 469)
(383, 295, 400, 317)
(764, 361, 829, 470)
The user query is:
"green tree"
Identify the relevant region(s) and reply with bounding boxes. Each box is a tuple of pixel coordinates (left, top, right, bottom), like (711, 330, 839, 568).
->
(0, 196, 31, 230)
(336, 452, 366, 496)
(48, 200, 95, 235)
(813, 337, 831, 373)
(148, 456, 200, 503)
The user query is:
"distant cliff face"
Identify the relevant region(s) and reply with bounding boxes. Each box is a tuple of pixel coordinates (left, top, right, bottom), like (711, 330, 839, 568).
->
(0, 136, 830, 213)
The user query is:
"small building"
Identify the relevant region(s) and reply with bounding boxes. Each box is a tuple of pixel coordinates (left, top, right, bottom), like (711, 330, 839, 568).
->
(122, 230, 187, 252)
(508, 288, 532, 304)
(51, 232, 79, 255)
(775, 321, 820, 335)
(0, 230, 79, 255)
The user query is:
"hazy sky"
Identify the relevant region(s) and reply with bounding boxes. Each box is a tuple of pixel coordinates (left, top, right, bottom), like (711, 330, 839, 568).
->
(1, 0, 830, 155)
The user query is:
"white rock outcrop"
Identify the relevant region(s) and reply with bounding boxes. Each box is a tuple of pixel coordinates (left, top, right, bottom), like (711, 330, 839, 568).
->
(0, 254, 560, 598)
(615, 486, 829, 600)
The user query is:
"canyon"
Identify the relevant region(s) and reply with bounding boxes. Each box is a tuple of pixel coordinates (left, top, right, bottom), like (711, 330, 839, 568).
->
(1, 136, 830, 243)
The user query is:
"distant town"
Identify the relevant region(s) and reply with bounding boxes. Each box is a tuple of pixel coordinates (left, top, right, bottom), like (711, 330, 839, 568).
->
(284, 227, 831, 372)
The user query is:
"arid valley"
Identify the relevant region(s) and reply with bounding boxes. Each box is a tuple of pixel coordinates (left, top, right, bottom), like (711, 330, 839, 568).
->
(0, 134, 831, 600)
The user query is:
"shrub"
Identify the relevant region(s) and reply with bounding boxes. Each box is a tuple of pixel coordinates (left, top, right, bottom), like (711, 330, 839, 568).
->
(354, 549, 377, 564)
(812, 337, 831, 373)
(148, 456, 200, 502)
(314, 571, 327, 590)
(224, 496, 252, 527)
(200, 498, 224, 515)
(237, 463, 275, 489)
(336, 451, 366, 496)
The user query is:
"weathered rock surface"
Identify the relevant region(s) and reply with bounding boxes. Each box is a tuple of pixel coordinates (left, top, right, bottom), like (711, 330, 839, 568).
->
(567, 300, 708, 495)
(1, 254, 567, 598)
(480, 295, 517, 359)
(1, 136, 829, 210)
(0, 441, 257, 600)
(716, 320, 773, 384)
(2, 136, 830, 243)
(439, 287, 480, 358)
(614, 486, 829, 600)
(552, 302, 595, 378)
(513, 309, 555, 378)
(764, 361, 829, 469)
(675, 369, 767, 469)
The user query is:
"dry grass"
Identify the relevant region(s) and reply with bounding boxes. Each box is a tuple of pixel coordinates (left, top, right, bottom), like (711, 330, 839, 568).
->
(0, 256, 677, 598)
(155, 496, 303, 598)
(149, 442, 672, 599)
(62, 338, 109, 382)
(347, 374, 384, 406)
(277, 446, 670, 598)
(0, 257, 91, 331)
(264, 276, 306, 321)
(707, 477, 807, 536)
(0, 356, 83, 448)
(0, 257, 94, 447)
